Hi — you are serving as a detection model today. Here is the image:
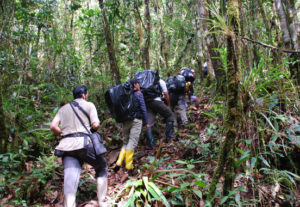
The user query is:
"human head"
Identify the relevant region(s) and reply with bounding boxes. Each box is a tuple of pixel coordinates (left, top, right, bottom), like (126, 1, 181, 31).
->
(130, 78, 140, 91)
(73, 85, 88, 99)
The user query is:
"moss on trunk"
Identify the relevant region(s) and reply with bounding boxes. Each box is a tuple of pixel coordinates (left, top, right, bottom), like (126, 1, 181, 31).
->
(207, 0, 240, 203)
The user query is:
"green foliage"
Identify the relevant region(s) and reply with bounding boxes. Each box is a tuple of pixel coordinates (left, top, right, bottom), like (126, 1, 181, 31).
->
(0, 152, 60, 205)
(118, 177, 170, 207)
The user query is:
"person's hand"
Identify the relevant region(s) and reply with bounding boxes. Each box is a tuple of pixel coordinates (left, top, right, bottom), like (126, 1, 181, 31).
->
(57, 157, 62, 165)
(146, 124, 150, 131)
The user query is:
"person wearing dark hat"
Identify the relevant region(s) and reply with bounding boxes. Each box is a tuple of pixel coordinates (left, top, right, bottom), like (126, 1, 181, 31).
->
(114, 79, 149, 173)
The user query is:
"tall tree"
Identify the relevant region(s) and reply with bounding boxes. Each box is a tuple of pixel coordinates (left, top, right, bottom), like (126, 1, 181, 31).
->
(0, 0, 16, 153)
(208, 0, 240, 203)
(275, 0, 300, 85)
(98, 0, 121, 84)
(143, 0, 151, 69)
(198, 0, 214, 79)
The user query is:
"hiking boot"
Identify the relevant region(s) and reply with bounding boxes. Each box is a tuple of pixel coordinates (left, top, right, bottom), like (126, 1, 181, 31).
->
(146, 127, 155, 147)
(113, 165, 121, 173)
(166, 121, 176, 143)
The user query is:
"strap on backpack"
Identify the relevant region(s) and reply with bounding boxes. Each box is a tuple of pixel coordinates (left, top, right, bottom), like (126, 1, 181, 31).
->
(69, 102, 91, 135)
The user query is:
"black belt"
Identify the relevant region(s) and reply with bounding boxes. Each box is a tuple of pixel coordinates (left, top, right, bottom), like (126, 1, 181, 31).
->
(61, 132, 89, 138)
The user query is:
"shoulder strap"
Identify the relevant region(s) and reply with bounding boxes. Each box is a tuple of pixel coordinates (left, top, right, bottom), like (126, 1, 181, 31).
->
(72, 101, 91, 126)
(69, 102, 91, 135)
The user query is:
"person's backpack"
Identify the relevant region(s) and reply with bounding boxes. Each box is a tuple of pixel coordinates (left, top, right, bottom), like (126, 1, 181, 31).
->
(104, 81, 137, 123)
(181, 68, 196, 82)
(167, 75, 186, 94)
(134, 70, 161, 102)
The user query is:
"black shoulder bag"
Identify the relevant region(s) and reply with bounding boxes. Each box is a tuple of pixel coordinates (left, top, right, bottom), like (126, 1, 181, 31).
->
(70, 102, 107, 156)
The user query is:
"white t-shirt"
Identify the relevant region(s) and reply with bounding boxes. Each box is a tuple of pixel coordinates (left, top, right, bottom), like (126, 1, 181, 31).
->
(154, 79, 168, 101)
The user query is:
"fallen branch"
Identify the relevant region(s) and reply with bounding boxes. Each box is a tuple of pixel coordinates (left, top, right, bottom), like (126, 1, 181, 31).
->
(154, 179, 179, 188)
(241, 36, 300, 53)
(142, 169, 186, 177)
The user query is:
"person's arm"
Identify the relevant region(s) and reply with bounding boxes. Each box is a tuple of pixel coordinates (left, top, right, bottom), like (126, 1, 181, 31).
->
(89, 103, 100, 130)
(50, 114, 62, 135)
(163, 92, 171, 108)
(137, 91, 150, 130)
(159, 79, 171, 109)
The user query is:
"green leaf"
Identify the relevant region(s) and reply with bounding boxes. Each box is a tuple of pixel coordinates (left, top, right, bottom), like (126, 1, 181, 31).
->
(125, 180, 143, 188)
(235, 153, 250, 167)
(148, 182, 170, 207)
(259, 112, 277, 133)
(193, 189, 202, 199)
(180, 182, 190, 189)
(147, 184, 160, 200)
(258, 156, 270, 168)
(175, 160, 187, 164)
(236, 147, 244, 155)
(221, 196, 228, 204)
(194, 180, 206, 188)
(187, 164, 195, 169)
(235, 193, 241, 205)
(142, 176, 149, 192)
(251, 157, 257, 169)
(124, 191, 141, 207)
(202, 112, 217, 119)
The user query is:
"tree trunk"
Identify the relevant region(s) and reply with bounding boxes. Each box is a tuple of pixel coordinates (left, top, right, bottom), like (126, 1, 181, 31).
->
(0, 76, 8, 154)
(283, 0, 300, 85)
(257, 0, 272, 43)
(98, 0, 121, 84)
(275, 0, 300, 85)
(0, 0, 15, 153)
(238, 0, 251, 74)
(275, 0, 292, 47)
(158, 3, 169, 75)
(194, 7, 204, 79)
(198, 0, 214, 79)
(208, 0, 240, 203)
(209, 9, 226, 94)
(271, 2, 283, 66)
(250, 0, 260, 65)
(143, 0, 151, 69)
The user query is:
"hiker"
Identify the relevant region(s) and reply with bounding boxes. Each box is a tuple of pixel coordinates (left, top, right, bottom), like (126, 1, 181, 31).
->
(50, 85, 108, 207)
(180, 67, 200, 108)
(135, 70, 175, 147)
(113, 78, 150, 173)
(167, 74, 188, 126)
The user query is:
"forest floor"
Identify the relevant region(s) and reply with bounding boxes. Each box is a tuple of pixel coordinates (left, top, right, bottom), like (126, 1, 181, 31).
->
(42, 97, 213, 207)
(2, 95, 299, 206)
(75, 96, 215, 207)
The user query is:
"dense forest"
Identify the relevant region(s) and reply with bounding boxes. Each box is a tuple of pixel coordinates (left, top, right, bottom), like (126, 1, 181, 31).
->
(0, 0, 300, 206)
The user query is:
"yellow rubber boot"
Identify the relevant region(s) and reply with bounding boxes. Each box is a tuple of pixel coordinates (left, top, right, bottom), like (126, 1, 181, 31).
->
(116, 148, 126, 166)
(125, 150, 134, 170)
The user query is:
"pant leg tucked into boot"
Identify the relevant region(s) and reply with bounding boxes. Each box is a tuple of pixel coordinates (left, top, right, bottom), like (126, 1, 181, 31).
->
(166, 121, 175, 143)
(125, 150, 134, 170)
(114, 148, 126, 172)
(146, 127, 155, 147)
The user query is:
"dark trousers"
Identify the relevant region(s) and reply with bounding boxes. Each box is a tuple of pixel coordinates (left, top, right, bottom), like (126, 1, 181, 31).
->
(146, 100, 174, 123)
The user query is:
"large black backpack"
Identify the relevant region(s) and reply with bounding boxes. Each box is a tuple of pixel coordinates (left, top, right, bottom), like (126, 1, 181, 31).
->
(167, 75, 186, 94)
(104, 81, 136, 123)
(182, 68, 195, 82)
(134, 70, 161, 102)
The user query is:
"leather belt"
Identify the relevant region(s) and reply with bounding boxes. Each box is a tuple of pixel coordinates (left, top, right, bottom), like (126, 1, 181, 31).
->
(61, 132, 89, 138)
